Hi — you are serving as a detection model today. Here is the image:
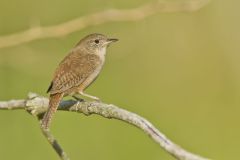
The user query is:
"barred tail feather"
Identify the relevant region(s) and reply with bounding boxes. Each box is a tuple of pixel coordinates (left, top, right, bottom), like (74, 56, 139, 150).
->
(41, 93, 64, 129)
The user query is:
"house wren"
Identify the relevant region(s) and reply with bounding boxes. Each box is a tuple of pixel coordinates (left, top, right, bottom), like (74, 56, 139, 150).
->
(41, 33, 118, 129)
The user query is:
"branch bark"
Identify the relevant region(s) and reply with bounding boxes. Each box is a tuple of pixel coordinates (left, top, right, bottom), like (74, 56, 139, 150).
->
(0, 0, 210, 49)
(0, 93, 210, 160)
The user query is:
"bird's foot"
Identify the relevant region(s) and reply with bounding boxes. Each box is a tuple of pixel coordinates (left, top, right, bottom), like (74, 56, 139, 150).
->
(74, 101, 80, 112)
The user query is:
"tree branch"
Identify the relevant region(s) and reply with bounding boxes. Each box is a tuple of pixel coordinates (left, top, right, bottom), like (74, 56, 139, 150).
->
(0, 0, 210, 49)
(0, 93, 210, 160)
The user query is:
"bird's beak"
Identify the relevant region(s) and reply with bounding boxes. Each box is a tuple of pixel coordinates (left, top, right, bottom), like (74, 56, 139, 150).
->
(107, 38, 118, 43)
(105, 38, 118, 46)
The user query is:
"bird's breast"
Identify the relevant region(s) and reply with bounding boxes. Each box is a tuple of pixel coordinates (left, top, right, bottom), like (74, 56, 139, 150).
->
(98, 47, 107, 61)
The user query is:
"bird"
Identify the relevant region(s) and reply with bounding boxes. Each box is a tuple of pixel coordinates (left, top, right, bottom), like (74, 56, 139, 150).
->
(41, 33, 118, 130)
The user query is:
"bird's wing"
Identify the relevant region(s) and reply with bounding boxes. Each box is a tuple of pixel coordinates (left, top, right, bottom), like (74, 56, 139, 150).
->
(47, 52, 101, 94)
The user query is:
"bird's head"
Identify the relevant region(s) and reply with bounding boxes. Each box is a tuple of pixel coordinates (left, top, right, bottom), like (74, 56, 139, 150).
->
(76, 33, 118, 56)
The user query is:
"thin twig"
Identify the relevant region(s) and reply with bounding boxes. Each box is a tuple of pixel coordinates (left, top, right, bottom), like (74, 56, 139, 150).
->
(41, 128, 69, 160)
(0, 93, 211, 160)
(0, 0, 210, 49)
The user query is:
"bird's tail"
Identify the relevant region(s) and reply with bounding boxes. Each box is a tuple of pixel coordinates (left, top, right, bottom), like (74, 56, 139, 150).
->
(41, 93, 64, 130)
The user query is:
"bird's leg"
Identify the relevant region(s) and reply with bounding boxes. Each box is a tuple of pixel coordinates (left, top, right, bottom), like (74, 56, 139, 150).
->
(72, 95, 85, 102)
(79, 91, 100, 101)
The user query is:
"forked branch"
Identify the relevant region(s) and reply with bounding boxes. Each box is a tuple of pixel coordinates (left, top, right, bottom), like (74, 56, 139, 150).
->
(0, 93, 210, 160)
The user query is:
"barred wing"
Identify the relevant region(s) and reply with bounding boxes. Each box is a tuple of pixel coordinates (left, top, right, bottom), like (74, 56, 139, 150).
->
(47, 52, 101, 94)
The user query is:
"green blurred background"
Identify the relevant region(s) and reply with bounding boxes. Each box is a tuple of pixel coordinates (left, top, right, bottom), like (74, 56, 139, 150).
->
(0, 0, 239, 159)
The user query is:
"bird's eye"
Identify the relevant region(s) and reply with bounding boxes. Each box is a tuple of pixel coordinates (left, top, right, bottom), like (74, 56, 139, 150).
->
(94, 39, 99, 44)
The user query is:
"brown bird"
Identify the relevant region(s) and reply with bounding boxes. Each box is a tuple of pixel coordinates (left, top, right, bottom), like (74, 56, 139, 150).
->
(41, 33, 118, 130)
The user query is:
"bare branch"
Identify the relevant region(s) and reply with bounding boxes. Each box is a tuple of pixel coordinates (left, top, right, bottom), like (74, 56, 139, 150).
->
(41, 128, 69, 160)
(0, 93, 210, 160)
(0, 0, 210, 49)
(0, 99, 26, 109)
